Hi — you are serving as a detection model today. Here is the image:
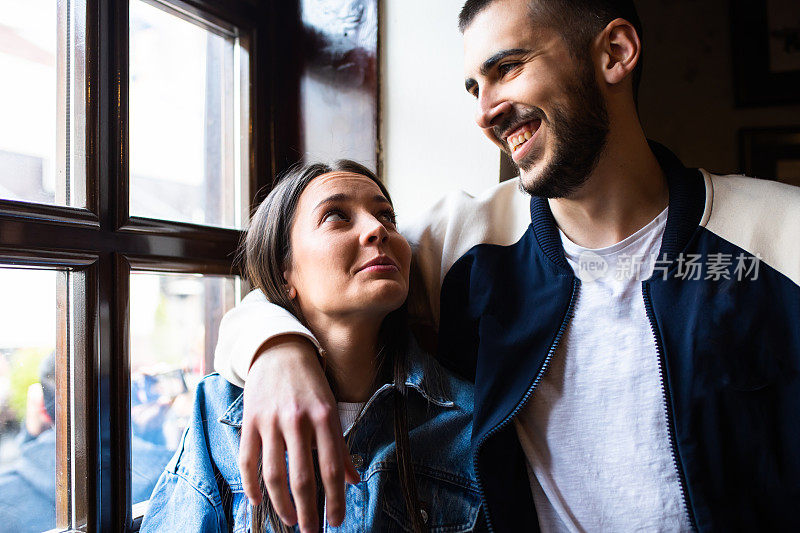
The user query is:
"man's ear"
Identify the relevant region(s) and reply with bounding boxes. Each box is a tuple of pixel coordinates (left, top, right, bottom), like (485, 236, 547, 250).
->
(596, 18, 640, 86)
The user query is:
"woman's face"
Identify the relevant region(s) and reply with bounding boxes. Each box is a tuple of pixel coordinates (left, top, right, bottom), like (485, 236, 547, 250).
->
(284, 171, 411, 323)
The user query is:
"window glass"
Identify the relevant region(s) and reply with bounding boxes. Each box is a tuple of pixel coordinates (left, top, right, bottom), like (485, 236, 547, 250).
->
(0, 268, 58, 532)
(129, 272, 238, 506)
(129, 0, 247, 228)
(0, 0, 85, 207)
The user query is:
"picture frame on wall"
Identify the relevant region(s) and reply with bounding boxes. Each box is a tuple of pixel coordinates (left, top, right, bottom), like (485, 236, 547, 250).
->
(739, 127, 800, 187)
(730, 0, 800, 107)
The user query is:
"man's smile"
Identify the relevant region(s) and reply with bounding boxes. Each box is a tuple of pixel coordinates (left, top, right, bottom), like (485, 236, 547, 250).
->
(505, 119, 542, 160)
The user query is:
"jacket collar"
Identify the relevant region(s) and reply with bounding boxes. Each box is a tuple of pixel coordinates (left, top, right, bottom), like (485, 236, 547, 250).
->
(218, 338, 454, 429)
(529, 141, 707, 270)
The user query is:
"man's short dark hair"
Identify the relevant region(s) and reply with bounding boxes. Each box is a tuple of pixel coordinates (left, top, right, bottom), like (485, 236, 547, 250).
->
(458, 0, 644, 100)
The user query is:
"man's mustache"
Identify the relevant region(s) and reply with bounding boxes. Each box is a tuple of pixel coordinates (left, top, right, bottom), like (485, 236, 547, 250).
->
(493, 107, 546, 142)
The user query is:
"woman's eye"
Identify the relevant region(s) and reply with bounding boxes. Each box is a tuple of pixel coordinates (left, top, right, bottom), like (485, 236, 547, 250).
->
(379, 210, 397, 225)
(322, 210, 347, 223)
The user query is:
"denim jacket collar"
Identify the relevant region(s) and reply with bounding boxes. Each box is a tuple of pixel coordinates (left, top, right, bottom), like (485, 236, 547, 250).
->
(217, 339, 454, 430)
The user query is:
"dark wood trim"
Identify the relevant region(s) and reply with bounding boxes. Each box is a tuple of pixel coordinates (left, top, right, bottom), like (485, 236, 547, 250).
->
(0, 247, 100, 267)
(85, 0, 101, 222)
(112, 0, 130, 232)
(0, 201, 99, 228)
(112, 253, 134, 531)
(0, 217, 240, 263)
(138, 0, 240, 39)
(126, 253, 237, 275)
(56, 272, 70, 529)
(72, 261, 99, 531)
(263, 0, 302, 183)
(118, 217, 242, 242)
(156, 0, 258, 31)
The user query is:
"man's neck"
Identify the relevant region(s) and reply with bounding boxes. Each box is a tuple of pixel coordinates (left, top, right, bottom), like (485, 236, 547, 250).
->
(305, 314, 383, 403)
(548, 127, 669, 249)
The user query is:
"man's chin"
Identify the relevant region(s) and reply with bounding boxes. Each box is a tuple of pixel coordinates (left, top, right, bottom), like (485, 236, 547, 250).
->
(518, 165, 573, 199)
(517, 161, 549, 196)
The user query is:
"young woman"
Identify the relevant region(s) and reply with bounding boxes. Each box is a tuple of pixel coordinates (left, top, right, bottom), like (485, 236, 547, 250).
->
(141, 161, 483, 532)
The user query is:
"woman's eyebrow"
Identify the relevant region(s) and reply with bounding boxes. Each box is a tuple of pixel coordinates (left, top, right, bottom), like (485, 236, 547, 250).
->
(313, 194, 391, 211)
(314, 193, 349, 211)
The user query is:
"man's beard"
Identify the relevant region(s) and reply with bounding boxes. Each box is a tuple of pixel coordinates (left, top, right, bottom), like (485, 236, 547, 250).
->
(507, 60, 610, 199)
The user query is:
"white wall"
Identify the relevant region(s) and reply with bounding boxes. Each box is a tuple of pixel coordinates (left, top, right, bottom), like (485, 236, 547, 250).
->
(380, 0, 500, 221)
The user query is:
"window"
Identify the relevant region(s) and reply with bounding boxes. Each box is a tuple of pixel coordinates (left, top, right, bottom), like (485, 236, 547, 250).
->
(129, 271, 239, 513)
(0, 0, 280, 530)
(129, 0, 247, 228)
(0, 0, 85, 208)
(0, 268, 59, 533)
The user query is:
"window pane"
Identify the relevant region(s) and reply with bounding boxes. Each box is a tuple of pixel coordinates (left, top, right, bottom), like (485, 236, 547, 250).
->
(129, 272, 239, 506)
(0, 268, 58, 532)
(129, 0, 248, 229)
(0, 0, 86, 207)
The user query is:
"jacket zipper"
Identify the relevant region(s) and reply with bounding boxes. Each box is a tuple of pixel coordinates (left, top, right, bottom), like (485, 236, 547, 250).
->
(642, 282, 698, 532)
(472, 278, 579, 532)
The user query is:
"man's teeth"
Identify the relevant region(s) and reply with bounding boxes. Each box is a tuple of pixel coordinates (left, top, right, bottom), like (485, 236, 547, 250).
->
(509, 131, 533, 151)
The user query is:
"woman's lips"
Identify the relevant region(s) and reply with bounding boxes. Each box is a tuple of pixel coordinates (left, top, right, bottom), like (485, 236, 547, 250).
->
(360, 264, 399, 273)
(357, 256, 399, 273)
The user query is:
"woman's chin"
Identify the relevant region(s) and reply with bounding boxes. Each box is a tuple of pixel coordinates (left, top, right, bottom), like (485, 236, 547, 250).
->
(354, 282, 408, 314)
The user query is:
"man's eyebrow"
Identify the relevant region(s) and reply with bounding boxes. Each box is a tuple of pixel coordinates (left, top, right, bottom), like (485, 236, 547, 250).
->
(465, 48, 531, 94)
(479, 48, 530, 75)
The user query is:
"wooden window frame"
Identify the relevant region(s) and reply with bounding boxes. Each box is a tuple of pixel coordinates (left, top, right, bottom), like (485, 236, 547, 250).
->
(0, 0, 301, 530)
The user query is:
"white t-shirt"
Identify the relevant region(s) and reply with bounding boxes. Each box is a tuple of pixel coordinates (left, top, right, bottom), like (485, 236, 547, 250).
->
(514, 207, 692, 532)
(338, 401, 365, 434)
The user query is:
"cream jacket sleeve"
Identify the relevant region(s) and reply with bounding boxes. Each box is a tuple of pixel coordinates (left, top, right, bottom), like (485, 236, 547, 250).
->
(213, 179, 531, 387)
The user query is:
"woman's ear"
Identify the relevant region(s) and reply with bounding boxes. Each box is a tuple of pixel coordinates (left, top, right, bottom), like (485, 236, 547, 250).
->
(282, 270, 297, 300)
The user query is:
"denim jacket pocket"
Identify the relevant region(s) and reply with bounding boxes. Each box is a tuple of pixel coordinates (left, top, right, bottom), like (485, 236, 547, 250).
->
(380, 466, 481, 532)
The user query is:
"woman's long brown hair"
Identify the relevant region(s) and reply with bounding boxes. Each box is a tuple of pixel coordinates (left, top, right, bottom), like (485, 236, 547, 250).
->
(242, 161, 425, 533)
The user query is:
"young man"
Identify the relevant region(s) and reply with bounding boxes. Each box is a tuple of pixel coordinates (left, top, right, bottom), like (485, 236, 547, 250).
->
(213, 0, 800, 531)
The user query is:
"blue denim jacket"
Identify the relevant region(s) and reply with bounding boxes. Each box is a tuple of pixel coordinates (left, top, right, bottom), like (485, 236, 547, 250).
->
(141, 345, 484, 532)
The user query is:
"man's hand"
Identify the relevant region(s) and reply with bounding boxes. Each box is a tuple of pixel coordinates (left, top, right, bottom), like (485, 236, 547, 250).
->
(239, 335, 360, 532)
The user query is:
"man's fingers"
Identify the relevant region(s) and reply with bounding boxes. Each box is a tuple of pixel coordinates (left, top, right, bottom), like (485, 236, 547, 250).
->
(262, 429, 297, 526)
(286, 423, 319, 533)
(314, 414, 348, 527)
(238, 418, 263, 504)
(343, 451, 360, 485)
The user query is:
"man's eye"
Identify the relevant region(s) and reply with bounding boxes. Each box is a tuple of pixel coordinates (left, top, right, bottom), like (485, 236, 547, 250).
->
(498, 62, 519, 76)
(322, 210, 347, 223)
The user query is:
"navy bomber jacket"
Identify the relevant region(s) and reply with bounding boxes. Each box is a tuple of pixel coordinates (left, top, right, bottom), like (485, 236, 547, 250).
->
(215, 143, 800, 532)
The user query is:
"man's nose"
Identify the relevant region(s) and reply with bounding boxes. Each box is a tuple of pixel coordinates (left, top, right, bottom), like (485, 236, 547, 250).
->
(475, 95, 512, 130)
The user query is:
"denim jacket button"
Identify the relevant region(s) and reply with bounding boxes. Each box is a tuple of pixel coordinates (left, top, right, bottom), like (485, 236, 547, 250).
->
(350, 454, 364, 470)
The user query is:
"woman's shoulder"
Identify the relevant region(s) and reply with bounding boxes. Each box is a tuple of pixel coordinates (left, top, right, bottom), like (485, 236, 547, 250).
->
(191, 373, 245, 426)
(196, 372, 244, 403)
(169, 374, 245, 491)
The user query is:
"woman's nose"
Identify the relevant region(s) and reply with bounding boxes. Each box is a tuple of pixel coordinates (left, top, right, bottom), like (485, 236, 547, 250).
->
(361, 217, 389, 245)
